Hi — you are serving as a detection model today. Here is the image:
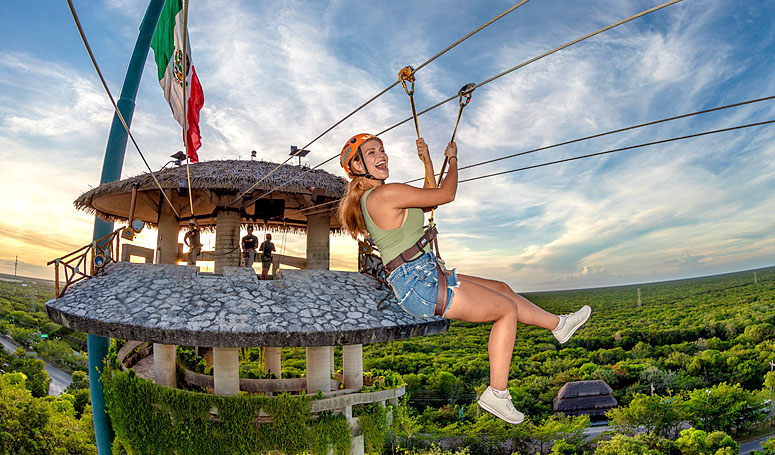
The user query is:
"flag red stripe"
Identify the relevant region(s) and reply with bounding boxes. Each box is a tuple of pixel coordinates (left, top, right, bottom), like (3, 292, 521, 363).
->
(186, 66, 204, 163)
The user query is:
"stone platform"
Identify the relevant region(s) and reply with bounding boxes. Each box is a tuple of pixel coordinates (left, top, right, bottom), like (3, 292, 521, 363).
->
(45, 262, 449, 347)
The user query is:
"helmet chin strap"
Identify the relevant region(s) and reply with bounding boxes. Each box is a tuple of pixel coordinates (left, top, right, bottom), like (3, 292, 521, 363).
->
(352, 148, 384, 182)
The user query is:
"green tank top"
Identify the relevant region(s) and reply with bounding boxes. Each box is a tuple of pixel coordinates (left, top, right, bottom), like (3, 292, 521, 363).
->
(361, 187, 429, 263)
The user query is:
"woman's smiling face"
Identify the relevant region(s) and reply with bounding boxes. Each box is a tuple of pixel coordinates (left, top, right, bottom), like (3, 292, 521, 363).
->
(355, 138, 389, 180)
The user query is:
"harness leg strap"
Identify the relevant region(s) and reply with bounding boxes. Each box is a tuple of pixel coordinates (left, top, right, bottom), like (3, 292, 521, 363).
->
(434, 263, 448, 316)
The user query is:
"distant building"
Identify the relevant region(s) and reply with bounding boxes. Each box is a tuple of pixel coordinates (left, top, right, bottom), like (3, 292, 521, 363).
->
(553, 380, 618, 417)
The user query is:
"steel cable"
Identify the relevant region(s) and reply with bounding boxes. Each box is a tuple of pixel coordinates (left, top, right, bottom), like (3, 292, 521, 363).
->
(459, 119, 775, 183)
(297, 118, 775, 218)
(406, 95, 775, 183)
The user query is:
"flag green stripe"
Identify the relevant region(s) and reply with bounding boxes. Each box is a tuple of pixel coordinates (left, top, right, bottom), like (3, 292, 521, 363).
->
(150, 0, 183, 81)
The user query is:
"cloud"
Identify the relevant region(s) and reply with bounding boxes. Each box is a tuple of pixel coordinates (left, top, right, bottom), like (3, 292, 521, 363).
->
(1, 0, 773, 291)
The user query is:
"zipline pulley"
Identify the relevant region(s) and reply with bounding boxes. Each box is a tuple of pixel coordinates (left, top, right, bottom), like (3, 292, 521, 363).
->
(398, 66, 416, 96)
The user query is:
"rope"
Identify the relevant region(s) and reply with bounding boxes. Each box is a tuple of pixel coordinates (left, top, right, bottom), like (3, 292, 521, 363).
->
(398, 66, 437, 194)
(298, 201, 342, 219)
(230, 0, 531, 206)
(376, 0, 684, 137)
(437, 83, 475, 188)
(66, 0, 181, 219)
(182, 0, 195, 219)
(406, 95, 775, 184)
(279, 221, 288, 273)
(459, 119, 775, 183)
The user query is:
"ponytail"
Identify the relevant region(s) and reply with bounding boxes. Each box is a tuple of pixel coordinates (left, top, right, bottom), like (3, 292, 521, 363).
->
(337, 176, 371, 239)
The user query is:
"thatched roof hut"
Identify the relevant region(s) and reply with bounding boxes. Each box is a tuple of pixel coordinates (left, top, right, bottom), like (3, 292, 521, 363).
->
(552, 380, 618, 417)
(74, 159, 346, 233)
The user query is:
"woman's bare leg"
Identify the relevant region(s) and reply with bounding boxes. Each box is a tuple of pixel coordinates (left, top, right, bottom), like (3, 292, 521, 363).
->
(458, 274, 560, 330)
(442, 279, 518, 390)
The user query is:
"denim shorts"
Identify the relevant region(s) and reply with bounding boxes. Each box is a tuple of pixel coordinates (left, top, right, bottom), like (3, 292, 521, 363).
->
(387, 251, 459, 319)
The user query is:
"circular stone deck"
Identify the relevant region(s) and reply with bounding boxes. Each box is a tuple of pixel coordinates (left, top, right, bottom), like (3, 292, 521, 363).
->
(45, 263, 449, 347)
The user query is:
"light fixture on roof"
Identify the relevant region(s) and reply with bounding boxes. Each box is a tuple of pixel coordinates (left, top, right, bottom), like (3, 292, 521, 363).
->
(290, 146, 310, 166)
(160, 151, 189, 170)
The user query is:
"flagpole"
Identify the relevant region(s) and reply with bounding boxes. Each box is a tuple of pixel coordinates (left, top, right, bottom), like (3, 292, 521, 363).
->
(89, 1, 165, 454)
(182, 0, 195, 218)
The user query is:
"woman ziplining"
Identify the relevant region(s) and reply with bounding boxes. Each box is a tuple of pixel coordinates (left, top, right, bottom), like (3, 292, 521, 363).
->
(336, 70, 591, 425)
(337, 133, 591, 424)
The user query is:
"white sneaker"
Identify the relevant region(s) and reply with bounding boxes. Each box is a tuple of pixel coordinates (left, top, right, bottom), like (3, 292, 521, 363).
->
(477, 387, 525, 424)
(552, 305, 591, 344)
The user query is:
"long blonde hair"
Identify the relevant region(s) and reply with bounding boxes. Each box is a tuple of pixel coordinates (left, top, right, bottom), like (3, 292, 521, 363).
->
(337, 175, 372, 239)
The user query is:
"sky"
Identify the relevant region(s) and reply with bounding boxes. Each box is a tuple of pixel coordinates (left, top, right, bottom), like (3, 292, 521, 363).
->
(0, 0, 773, 292)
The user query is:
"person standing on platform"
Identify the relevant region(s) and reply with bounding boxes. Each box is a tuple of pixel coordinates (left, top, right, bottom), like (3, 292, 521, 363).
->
(183, 219, 202, 266)
(259, 233, 276, 280)
(241, 225, 259, 268)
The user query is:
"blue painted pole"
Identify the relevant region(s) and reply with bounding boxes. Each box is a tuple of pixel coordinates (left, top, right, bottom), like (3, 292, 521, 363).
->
(88, 1, 165, 454)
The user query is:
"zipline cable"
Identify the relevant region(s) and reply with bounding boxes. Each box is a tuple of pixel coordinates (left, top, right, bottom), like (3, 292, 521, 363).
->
(405, 95, 775, 183)
(66, 0, 181, 219)
(459, 119, 775, 183)
(182, 0, 195, 219)
(257, 0, 684, 203)
(376, 0, 684, 137)
(230, 0, 531, 205)
(297, 118, 775, 218)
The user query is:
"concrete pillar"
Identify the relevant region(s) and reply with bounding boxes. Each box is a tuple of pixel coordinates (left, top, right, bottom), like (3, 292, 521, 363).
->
(215, 210, 241, 273)
(156, 200, 179, 265)
(342, 344, 363, 390)
(305, 346, 331, 394)
(155, 205, 180, 391)
(264, 347, 282, 378)
(330, 346, 335, 375)
(213, 347, 239, 396)
(305, 213, 330, 270)
(153, 343, 176, 388)
(351, 435, 365, 455)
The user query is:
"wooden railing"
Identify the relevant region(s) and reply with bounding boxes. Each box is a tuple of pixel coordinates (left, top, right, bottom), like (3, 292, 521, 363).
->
(47, 227, 125, 299)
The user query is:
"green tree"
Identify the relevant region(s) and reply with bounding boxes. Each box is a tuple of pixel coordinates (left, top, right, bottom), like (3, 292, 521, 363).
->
(65, 370, 89, 394)
(0, 372, 96, 454)
(674, 428, 738, 455)
(594, 434, 661, 455)
(751, 436, 775, 455)
(685, 383, 765, 434)
(5, 349, 50, 398)
(607, 393, 685, 439)
(639, 366, 677, 394)
(532, 414, 589, 454)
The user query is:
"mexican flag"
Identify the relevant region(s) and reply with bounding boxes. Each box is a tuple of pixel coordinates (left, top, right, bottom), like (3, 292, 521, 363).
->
(150, 0, 204, 162)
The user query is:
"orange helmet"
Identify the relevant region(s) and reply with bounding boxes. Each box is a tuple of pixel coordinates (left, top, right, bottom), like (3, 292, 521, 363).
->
(340, 133, 383, 178)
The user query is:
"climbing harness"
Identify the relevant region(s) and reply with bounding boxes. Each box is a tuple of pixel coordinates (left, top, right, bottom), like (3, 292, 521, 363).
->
(357, 239, 392, 310)
(437, 83, 475, 188)
(361, 225, 449, 315)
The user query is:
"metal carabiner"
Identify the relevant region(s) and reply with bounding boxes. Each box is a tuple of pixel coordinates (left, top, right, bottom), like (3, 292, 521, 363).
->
(398, 66, 416, 96)
(458, 82, 476, 107)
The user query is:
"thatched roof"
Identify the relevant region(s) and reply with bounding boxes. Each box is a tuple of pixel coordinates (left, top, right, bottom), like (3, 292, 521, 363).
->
(553, 380, 618, 417)
(557, 380, 614, 399)
(73, 159, 347, 233)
